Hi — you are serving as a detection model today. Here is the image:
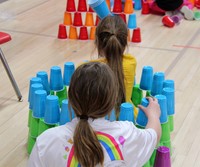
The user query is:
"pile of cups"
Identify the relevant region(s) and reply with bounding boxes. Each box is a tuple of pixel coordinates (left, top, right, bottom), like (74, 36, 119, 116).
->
(58, 0, 145, 42)
(130, 65, 175, 166)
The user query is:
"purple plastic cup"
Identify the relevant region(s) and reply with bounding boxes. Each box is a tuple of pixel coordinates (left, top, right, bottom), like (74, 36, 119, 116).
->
(154, 146, 171, 167)
(170, 15, 181, 25)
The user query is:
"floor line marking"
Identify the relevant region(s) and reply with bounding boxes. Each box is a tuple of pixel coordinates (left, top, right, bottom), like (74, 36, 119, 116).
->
(165, 28, 200, 76)
(173, 45, 200, 50)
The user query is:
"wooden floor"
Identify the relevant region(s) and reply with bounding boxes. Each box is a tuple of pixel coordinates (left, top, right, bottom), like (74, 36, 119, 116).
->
(0, 0, 200, 166)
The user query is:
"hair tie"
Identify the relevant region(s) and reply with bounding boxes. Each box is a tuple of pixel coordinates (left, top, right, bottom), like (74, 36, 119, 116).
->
(80, 115, 88, 120)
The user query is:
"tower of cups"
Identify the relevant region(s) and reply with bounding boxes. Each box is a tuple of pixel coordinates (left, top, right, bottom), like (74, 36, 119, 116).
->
(58, 0, 150, 43)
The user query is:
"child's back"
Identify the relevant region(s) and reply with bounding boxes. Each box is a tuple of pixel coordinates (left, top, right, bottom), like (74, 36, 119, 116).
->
(28, 62, 161, 167)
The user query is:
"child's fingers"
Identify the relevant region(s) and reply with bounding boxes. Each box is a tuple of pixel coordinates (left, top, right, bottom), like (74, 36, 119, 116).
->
(138, 104, 146, 113)
(146, 96, 154, 102)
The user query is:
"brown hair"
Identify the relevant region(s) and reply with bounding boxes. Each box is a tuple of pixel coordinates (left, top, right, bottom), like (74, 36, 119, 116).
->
(68, 62, 118, 167)
(95, 15, 127, 113)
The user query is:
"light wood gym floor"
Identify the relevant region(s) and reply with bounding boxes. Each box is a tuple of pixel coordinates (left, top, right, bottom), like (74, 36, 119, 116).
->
(0, 0, 200, 166)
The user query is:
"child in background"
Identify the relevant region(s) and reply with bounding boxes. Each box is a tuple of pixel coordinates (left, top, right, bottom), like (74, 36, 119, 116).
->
(150, 0, 194, 20)
(27, 62, 161, 167)
(92, 15, 137, 116)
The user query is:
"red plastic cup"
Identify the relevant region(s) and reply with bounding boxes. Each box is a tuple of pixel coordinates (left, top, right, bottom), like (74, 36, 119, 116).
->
(57, 24, 67, 39)
(195, 0, 200, 8)
(113, 0, 123, 13)
(88, 6, 94, 12)
(162, 16, 175, 28)
(73, 12, 83, 26)
(118, 13, 127, 23)
(79, 26, 88, 40)
(95, 15, 100, 26)
(66, 0, 76, 12)
(132, 27, 141, 43)
(78, 0, 87, 12)
(142, 2, 150, 14)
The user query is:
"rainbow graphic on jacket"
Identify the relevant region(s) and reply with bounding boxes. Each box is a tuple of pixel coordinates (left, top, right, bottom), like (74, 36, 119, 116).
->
(96, 131, 124, 161)
(67, 146, 80, 167)
(67, 131, 124, 166)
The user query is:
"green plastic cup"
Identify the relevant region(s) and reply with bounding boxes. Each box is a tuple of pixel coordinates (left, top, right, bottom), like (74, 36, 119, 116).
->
(27, 134, 36, 154)
(56, 86, 67, 106)
(30, 117, 40, 138)
(194, 11, 200, 20)
(168, 115, 174, 132)
(145, 90, 151, 97)
(143, 160, 150, 167)
(150, 149, 157, 166)
(50, 90, 55, 95)
(136, 124, 145, 129)
(160, 122, 170, 142)
(131, 84, 143, 107)
(28, 109, 32, 127)
(38, 118, 56, 136)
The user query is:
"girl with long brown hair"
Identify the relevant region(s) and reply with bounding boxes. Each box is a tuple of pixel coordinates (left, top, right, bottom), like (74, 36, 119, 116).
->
(93, 15, 137, 115)
(28, 62, 161, 167)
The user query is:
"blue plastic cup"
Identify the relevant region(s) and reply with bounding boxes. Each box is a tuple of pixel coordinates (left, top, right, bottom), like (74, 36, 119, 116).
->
(63, 62, 75, 86)
(119, 102, 134, 123)
(162, 88, 175, 115)
(163, 79, 175, 89)
(155, 95, 168, 124)
(140, 66, 153, 91)
(88, 0, 112, 19)
(44, 95, 60, 125)
(134, 0, 142, 10)
(28, 77, 42, 102)
(59, 99, 71, 125)
(151, 72, 165, 96)
(105, 109, 116, 121)
(50, 66, 64, 91)
(29, 83, 43, 110)
(136, 98, 148, 127)
(128, 13, 137, 29)
(37, 71, 50, 95)
(33, 90, 47, 118)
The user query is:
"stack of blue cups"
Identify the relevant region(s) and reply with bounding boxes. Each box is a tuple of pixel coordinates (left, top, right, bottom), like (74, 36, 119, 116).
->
(155, 94, 171, 153)
(140, 66, 153, 91)
(28, 77, 42, 127)
(44, 95, 60, 125)
(119, 102, 135, 123)
(28, 84, 44, 154)
(29, 83, 44, 112)
(60, 99, 71, 125)
(63, 62, 75, 86)
(151, 72, 165, 96)
(28, 77, 42, 103)
(162, 87, 175, 132)
(37, 71, 50, 95)
(50, 66, 64, 91)
(33, 90, 47, 119)
(136, 98, 149, 128)
(163, 79, 175, 89)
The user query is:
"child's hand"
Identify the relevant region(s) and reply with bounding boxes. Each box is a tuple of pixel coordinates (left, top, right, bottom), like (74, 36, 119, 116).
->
(138, 97, 161, 119)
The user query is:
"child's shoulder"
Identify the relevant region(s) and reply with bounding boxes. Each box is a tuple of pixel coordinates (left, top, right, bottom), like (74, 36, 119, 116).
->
(123, 53, 136, 61)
